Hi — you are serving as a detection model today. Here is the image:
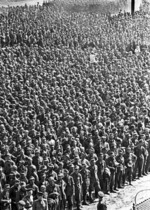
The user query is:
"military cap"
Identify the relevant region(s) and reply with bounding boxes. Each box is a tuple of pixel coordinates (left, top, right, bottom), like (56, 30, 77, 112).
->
(138, 139, 143, 143)
(98, 191, 104, 198)
(35, 149, 40, 153)
(37, 191, 44, 196)
(126, 147, 131, 152)
(90, 158, 95, 162)
(48, 163, 54, 168)
(58, 173, 63, 177)
(48, 177, 55, 182)
(109, 151, 115, 156)
(74, 165, 79, 170)
(29, 176, 35, 181)
(4, 184, 10, 189)
(118, 149, 123, 154)
(74, 156, 80, 160)
(40, 185, 46, 190)
(15, 178, 20, 183)
(64, 169, 69, 173)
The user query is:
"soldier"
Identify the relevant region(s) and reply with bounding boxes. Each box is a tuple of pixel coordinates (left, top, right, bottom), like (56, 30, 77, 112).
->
(134, 140, 145, 178)
(26, 177, 39, 199)
(40, 185, 48, 200)
(23, 188, 33, 210)
(124, 147, 137, 185)
(115, 149, 125, 189)
(46, 177, 60, 210)
(71, 165, 82, 210)
(0, 184, 11, 210)
(89, 159, 101, 202)
(63, 169, 74, 210)
(56, 173, 66, 210)
(97, 153, 106, 191)
(16, 182, 27, 202)
(106, 151, 118, 193)
(32, 149, 43, 172)
(38, 174, 49, 189)
(4, 154, 15, 181)
(80, 163, 90, 205)
(10, 179, 21, 210)
(0, 166, 6, 188)
(33, 191, 48, 210)
(18, 200, 27, 210)
(46, 164, 58, 181)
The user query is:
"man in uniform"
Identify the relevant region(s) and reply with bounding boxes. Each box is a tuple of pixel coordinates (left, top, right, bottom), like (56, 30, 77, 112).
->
(89, 158, 101, 202)
(63, 169, 74, 210)
(46, 177, 60, 210)
(115, 149, 125, 189)
(26, 176, 39, 199)
(80, 163, 90, 205)
(124, 147, 137, 185)
(106, 151, 118, 193)
(10, 179, 21, 210)
(56, 173, 66, 210)
(0, 184, 11, 210)
(33, 191, 48, 210)
(23, 188, 33, 210)
(134, 140, 144, 178)
(18, 200, 27, 210)
(71, 165, 82, 210)
(97, 153, 106, 191)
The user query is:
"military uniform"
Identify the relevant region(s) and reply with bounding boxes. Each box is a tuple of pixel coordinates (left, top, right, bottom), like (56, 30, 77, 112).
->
(80, 166, 90, 205)
(56, 177, 66, 210)
(33, 199, 48, 210)
(71, 169, 82, 210)
(89, 161, 100, 202)
(124, 150, 137, 185)
(97, 159, 106, 191)
(63, 171, 74, 210)
(106, 155, 118, 192)
(23, 195, 33, 210)
(134, 144, 144, 178)
(0, 190, 11, 210)
(115, 152, 125, 188)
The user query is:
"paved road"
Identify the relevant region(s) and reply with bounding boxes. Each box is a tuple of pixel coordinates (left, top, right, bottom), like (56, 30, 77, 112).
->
(82, 174, 150, 210)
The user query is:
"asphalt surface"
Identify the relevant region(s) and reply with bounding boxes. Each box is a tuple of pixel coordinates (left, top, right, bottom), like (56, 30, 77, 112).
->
(82, 174, 150, 210)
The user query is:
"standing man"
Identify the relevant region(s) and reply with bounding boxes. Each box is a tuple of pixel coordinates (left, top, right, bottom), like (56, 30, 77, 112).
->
(106, 152, 118, 193)
(18, 200, 26, 210)
(33, 191, 48, 210)
(89, 158, 101, 202)
(115, 149, 125, 189)
(23, 188, 33, 210)
(0, 184, 11, 210)
(80, 163, 90, 205)
(71, 165, 82, 210)
(63, 169, 74, 210)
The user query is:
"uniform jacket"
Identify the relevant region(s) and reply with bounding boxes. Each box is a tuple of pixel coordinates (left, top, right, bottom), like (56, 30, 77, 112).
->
(33, 199, 48, 210)
(63, 175, 74, 196)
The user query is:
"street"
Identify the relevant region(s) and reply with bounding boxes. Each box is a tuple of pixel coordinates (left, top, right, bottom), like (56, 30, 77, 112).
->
(83, 174, 150, 210)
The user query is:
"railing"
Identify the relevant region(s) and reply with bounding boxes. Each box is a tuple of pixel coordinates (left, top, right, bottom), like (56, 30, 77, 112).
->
(133, 189, 150, 210)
